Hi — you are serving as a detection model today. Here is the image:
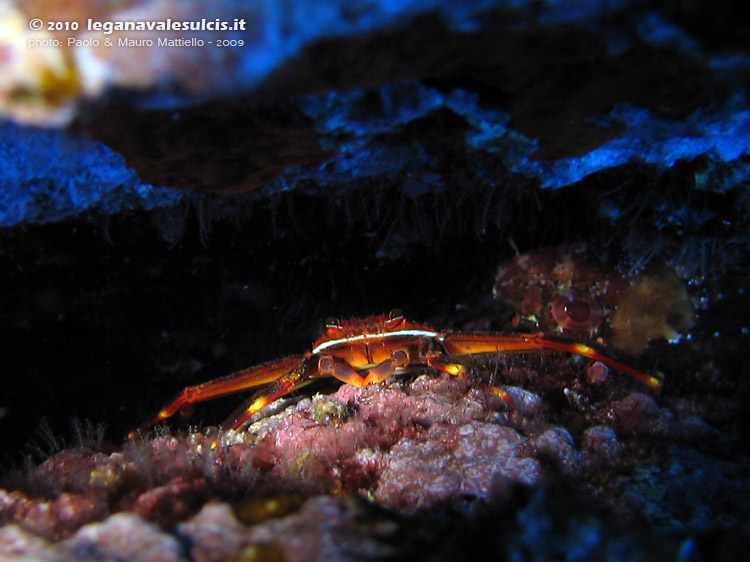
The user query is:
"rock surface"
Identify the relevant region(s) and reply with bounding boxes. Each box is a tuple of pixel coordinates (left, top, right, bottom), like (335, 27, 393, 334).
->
(2, 0, 749, 559)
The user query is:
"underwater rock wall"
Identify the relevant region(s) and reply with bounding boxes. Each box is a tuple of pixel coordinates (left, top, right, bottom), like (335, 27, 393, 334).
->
(1, 0, 749, 560)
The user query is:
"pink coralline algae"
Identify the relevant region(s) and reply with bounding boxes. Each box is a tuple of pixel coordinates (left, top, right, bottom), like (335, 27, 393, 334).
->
(0, 367, 745, 560)
(1, 496, 401, 562)
(374, 422, 541, 511)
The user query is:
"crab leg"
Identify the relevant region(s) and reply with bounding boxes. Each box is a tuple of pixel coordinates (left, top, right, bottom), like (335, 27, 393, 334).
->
(230, 349, 414, 428)
(440, 333, 663, 393)
(226, 371, 317, 429)
(130, 356, 305, 437)
(423, 351, 515, 406)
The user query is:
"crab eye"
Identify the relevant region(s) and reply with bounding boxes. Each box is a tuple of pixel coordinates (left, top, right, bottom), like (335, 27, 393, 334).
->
(325, 317, 343, 329)
(385, 309, 404, 328)
(550, 289, 604, 332)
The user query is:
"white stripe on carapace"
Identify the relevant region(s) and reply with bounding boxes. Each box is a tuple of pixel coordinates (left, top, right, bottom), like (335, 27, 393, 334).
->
(311, 329, 439, 354)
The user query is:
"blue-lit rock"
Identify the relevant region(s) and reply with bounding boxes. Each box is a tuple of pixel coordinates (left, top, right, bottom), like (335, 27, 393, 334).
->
(294, 81, 750, 191)
(0, 122, 180, 227)
(522, 96, 750, 188)
(1, 0, 749, 560)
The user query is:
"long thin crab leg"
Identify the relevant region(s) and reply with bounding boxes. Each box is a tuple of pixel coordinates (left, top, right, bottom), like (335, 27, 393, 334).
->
(440, 333, 663, 393)
(423, 351, 515, 406)
(129, 356, 305, 437)
(225, 374, 317, 430)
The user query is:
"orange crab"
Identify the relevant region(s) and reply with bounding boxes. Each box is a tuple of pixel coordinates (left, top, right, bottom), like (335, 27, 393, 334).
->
(132, 311, 662, 436)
